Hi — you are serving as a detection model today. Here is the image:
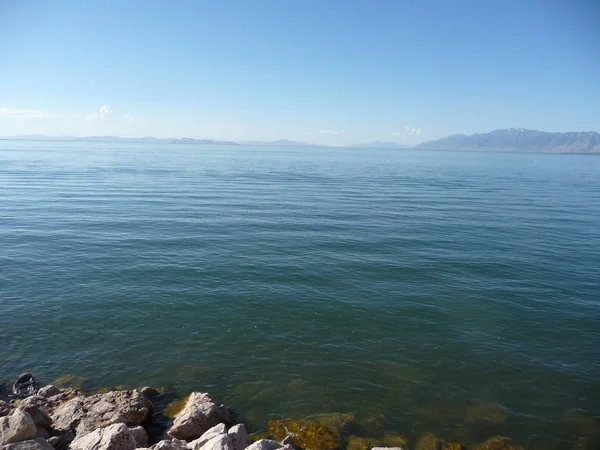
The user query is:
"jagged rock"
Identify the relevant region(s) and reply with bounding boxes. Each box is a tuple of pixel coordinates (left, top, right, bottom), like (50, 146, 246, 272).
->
(128, 426, 148, 448)
(228, 424, 250, 450)
(49, 390, 152, 435)
(17, 398, 51, 429)
(70, 423, 137, 450)
(150, 439, 188, 450)
(45, 431, 73, 450)
(0, 437, 54, 450)
(0, 403, 13, 419)
(197, 434, 232, 450)
(167, 393, 230, 442)
(0, 409, 37, 445)
(187, 424, 226, 450)
(36, 387, 60, 399)
(12, 376, 39, 399)
(244, 440, 283, 450)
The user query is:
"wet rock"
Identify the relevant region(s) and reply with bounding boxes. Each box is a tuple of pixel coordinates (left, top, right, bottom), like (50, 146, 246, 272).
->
(228, 424, 251, 450)
(139, 388, 161, 401)
(346, 435, 383, 450)
(167, 393, 230, 442)
(187, 423, 226, 450)
(12, 376, 39, 399)
(0, 409, 37, 445)
(128, 426, 148, 448)
(268, 419, 339, 450)
(473, 436, 523, 450)
(150, 439, 188, 450)
(0, 437, 54, 450)
(36, 388, 60, 400)
(382, 434, 408, 448)
(70, 423, 137, 450)
(244, 440, 283, 450)
(416, 433, 449, 450)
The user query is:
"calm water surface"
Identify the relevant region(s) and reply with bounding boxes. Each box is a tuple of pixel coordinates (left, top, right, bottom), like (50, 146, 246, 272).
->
(1, 141, 599, 449)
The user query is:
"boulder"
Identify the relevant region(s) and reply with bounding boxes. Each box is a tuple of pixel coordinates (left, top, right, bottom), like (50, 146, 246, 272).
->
(12, 376, 39, 399)
(17, 398, 51, 429)
(0, 409, 37, 445)
(197, 434, 232, 450)
(128, 426, 148, 448)
(187, 424, 226, 450)
(45, 431, 74, 450)
(167, 393, 230, 442)
(36, 387, 60, 399)
(0, 403, 12, 419)
(244, 440, 283, 450)
(50, 390, 152, 435)
(70, 423, 137, 450)
(0, 437, 54, 450)
(228, 424, 250, 450)
(150, 440, 188, 450)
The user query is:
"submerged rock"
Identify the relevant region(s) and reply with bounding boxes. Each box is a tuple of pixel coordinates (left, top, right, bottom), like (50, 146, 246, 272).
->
(416, 433, 445, 450)
(346, 435, 383, 450)
(268, 419, 339, 450)
(382, 434, 408, 448)
(167, 393, 230, 442)
(12, 375, 39, 399)
(473, 436, 523, 450)
(0, 437, 54, 450)
(70, 423, 137, 450)
(0, 409, 37, 445)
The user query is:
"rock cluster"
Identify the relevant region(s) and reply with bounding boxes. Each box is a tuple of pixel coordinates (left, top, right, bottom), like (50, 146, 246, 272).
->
(0, 373, 526, 450)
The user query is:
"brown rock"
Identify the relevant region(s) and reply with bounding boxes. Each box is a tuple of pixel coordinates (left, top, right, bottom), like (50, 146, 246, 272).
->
(166, 393, 230, 442)
(0, 410, 37, 445)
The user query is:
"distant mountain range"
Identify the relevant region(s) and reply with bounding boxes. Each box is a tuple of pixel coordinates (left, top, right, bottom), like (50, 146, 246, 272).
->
(416, 128, 600, 153)
(2, 129, 599, 153)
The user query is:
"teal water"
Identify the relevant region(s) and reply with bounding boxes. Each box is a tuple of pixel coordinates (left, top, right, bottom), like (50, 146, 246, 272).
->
(1, 141, 599, 449)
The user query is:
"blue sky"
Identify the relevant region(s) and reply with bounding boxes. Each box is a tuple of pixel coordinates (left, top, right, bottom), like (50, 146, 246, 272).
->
(1, 0, 599, 145)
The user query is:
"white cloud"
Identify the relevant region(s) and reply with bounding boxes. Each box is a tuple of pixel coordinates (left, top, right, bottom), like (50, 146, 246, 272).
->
(85, 104, 114, 121)
(320, 130, 343, 135)
(392, 126, 421, 137)
(0, 108, 50, 119)
(122, 114, 135, 123)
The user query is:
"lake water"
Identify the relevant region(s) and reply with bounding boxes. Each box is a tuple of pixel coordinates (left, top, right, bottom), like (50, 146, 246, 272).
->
(1, 141, 599, 449)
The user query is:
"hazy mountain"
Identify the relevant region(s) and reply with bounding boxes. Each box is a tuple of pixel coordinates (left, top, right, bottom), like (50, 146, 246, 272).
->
(353, 141, 410, 149)
(415, 129, 600, 153)
(1, 135, 238, 145)
(238, 139, 317, 147)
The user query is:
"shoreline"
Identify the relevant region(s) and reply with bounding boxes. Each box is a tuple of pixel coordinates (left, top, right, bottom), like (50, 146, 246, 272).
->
(0, 373, 533, 450)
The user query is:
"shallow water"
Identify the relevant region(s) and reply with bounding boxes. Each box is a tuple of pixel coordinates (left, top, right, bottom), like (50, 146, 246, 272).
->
(1, 141, 599, 449)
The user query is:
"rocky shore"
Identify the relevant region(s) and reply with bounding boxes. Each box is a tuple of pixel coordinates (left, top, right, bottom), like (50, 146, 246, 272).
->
(0, 373, 525, 450)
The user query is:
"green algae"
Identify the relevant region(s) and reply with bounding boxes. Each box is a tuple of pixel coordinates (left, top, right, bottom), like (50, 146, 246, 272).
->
(346, 435, 383, 450)
(473, 436, 524, 450)
(269, 419, 340, 450)
(50, 374, 86, 391)
(163, 394, 190, 418)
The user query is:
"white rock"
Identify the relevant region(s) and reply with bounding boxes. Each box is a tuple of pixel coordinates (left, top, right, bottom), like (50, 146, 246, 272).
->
(227, 424, 250, 450)
(187, 424, 226, 450)
(36, 386, 61, 398)
(243, 440, 283, 450)
(150, 440, 188, 450)
(197, 434, 231, 450)
(0, 410, 37, 445)
(70, 423, 137, 450)
(0, 437, 54, 450)
(167, 393, 230, 442)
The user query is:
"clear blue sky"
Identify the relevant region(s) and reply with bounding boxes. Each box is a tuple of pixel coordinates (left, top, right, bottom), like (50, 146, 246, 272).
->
(1, 0, 599, 145)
